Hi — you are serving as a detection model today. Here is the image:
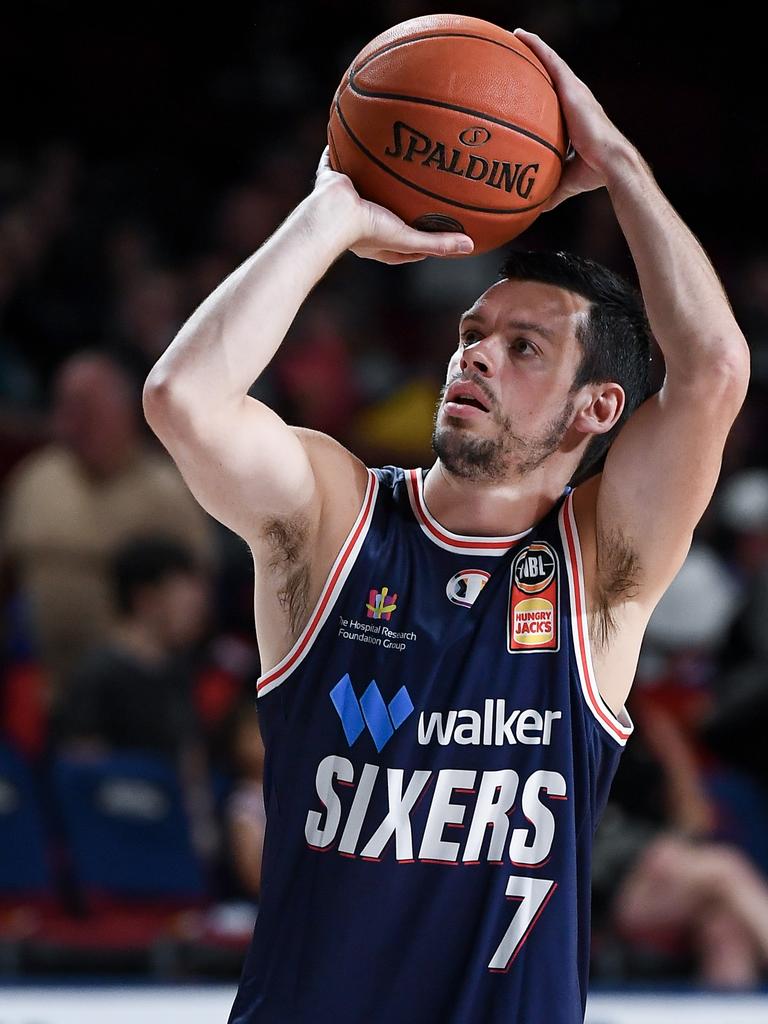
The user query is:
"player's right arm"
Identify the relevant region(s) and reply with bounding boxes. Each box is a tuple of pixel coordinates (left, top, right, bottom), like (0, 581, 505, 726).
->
(142, 149, 473, 548)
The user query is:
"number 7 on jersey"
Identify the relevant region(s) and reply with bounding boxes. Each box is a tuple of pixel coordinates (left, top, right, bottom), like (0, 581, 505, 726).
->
(488, 876, 558, 971)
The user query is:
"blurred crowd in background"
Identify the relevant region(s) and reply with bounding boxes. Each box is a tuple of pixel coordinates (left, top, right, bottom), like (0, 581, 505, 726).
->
(1, 0, 767, 987)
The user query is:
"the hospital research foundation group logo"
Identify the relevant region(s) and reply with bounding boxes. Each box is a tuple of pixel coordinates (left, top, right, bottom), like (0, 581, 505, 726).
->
(366, 585, 397, 619)
(507, 542, 560, 653)
(336, 583, 417, 652)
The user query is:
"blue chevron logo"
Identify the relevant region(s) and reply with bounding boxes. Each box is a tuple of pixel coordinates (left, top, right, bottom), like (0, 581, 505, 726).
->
(329, 673, 414, 752)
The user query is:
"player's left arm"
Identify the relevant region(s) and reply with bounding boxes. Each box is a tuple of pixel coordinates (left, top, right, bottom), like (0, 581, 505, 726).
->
(515, 28, 750, 611)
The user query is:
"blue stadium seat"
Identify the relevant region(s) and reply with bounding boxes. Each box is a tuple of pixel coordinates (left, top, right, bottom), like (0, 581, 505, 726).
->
(53, 752, 207, 903)
(0, 741, 51, 899)
(705, 765, 768, 877)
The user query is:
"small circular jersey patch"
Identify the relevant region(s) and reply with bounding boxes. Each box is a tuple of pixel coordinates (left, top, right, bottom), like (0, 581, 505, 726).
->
(513, 542, 557, 594)
(446, 568, 491, 608)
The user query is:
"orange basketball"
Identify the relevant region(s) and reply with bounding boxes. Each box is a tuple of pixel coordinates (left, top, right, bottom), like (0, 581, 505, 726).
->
(327, 14, 568, 255)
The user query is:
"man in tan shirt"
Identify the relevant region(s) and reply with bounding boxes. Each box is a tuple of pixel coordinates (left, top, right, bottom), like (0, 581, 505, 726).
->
(0, 350, 215, 693)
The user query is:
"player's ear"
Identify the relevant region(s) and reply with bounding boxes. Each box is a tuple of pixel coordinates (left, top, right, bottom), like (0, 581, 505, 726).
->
(573, 382, 624, 436)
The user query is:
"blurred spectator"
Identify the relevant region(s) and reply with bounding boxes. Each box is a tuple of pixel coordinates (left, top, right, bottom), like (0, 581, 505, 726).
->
(594, 717, 768, 987)
(693, 471, 768, 791)
(627, 543, 739, 797)
(689, 471, 768, 796)
(701, 666, 768, 792)
(225, 701, 266, 900)
(275, 299, 362, 437)
(733, 254, 768, 386)
(718, 468, 768, 586)
(351, 376, 438, 465)
(593, 543, 768, 985)
(212, 183, 284, 264)
(612, 829, 768, 987)
(53, 533, 218, 860)
(716, 469, 768, 662)
(53, 534, 208, 753)
(0, 350, 215, 693)
(108, 267, 186, 385)
(642, 542, 739, 655)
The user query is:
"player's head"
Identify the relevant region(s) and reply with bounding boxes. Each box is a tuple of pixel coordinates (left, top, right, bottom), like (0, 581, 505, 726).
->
(51, 350, 142, 478)
(431, 249, 654, 486)
(110, 534, 209, 649)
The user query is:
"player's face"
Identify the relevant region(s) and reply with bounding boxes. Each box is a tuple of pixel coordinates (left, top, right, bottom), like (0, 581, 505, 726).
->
(432, 278, 592, 482)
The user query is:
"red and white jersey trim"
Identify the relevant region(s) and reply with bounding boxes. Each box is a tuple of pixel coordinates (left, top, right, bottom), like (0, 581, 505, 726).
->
(558, 490, 634, 746)
(405, 467, 533, 556)
(256, 468, 379, 697)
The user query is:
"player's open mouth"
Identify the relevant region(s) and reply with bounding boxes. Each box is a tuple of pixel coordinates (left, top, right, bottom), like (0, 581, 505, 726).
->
(444, 398, 489, 417)
(443, 379, 492, 416)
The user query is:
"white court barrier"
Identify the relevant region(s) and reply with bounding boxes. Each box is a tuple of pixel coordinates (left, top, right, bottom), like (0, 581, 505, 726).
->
(0, 987, 767, 1023)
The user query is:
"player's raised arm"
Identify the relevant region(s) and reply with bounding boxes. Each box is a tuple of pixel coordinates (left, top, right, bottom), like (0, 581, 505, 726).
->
(514, 28, 750, 609)
(141, 149, 473, 546)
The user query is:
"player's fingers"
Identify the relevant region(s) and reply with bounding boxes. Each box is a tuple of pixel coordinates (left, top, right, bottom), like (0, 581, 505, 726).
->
(513, 29, 582, 92)
(394, 227, 474, 257)
(391, 249, 434, 262)
(315, 145, 332, 178)
(366, 251, 429, 265)
(513, 28, 565, 67)
(384, 252, 429, 264)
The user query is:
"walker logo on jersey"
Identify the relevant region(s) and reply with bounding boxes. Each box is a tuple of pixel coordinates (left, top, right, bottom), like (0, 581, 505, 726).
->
(418, 700, 563, 746)
(366, 585, 397, 620)
(446, 568, 490, 608)
(507, 542, 560, 652)
(330, 672, 414, 752)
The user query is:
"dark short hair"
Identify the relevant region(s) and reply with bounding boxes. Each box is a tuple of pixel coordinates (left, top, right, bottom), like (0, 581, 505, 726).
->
(498, 249, 655, 485)
(110, 534, 198, 615)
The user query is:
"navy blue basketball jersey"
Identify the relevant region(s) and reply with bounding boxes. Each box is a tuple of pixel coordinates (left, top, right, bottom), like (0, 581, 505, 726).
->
(228, 465, 634, 1024)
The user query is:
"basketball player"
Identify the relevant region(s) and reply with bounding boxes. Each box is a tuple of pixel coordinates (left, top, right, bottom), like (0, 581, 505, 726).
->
(143, 28, 750, 1024)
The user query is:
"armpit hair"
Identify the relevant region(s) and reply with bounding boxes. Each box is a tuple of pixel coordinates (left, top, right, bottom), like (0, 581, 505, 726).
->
(591, 525, 642, 652)
(260, 513, 312, 637)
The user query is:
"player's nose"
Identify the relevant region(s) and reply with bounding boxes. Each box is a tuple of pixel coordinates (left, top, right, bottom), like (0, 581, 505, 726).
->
(460, 334, 500, 377)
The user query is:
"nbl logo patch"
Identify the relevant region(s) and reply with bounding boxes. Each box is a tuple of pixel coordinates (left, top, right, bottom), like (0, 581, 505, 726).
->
(507, 542, 560, 653)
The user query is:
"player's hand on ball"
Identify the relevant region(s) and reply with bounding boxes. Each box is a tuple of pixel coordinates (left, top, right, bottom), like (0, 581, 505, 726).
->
(313, 146, 474, 264)
(512, 28, 638, 212)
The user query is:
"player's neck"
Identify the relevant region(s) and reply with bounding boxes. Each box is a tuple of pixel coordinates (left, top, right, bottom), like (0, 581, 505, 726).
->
(423, 458, 569, 536)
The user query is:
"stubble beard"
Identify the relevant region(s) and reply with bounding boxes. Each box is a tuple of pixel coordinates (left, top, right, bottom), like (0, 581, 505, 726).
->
(431, 382, 575, 483)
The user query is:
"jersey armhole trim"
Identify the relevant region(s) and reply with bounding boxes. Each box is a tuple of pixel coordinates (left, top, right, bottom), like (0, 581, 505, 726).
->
(558, 490, 634, 746)
(256, 467, 379, 697)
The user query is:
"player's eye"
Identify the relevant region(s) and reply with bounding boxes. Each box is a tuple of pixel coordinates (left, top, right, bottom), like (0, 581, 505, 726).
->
(512, 338, 536, 355)
(460, 330, 480, 345)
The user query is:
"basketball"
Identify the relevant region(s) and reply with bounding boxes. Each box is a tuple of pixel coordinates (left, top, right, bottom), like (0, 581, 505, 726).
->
(327, 14, 568, 255)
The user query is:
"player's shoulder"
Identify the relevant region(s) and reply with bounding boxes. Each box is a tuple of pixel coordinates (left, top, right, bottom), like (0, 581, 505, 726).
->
(570, 469, 645, 647)
(288, 426, 370, 507)
(560, 470, 600, 566)
(288, 425, 372, 528)
(571, 470, 642, 590)
(570, 469, 601, 524)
